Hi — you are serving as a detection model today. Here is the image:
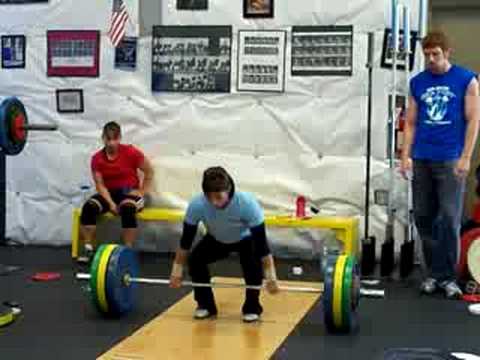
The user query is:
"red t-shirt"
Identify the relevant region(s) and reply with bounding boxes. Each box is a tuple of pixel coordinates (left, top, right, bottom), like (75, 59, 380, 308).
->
(91, 144, 145, 191)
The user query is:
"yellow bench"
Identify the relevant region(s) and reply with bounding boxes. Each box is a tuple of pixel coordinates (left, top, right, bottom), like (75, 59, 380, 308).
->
(71, 208, 359, 259)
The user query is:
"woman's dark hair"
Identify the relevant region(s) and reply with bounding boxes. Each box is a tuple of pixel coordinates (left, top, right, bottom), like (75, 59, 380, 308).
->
(102, 121, 121, 138)
(202, 166, 235, 196)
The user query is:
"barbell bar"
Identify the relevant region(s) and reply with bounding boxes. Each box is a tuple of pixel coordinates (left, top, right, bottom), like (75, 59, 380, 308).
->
(0, 97, 58, 155)
(76, 244, 385, 334)
(75, 272, 385, 297)
(22, 124, 58, 131)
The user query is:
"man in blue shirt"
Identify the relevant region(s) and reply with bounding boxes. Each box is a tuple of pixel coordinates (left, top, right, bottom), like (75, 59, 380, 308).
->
(169, 167, 279, 322)
(401, 31, 479, 298)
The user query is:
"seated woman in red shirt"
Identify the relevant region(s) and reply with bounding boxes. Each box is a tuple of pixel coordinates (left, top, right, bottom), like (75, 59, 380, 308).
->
(79, 121, 154, 262)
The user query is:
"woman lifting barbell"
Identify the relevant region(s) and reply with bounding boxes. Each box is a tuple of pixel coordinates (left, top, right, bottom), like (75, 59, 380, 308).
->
(169, 166, 279, 323)
(79, 122, 154, 263)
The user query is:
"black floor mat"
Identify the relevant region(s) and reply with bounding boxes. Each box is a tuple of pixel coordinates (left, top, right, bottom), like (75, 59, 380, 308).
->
(0, 245, 479, 360)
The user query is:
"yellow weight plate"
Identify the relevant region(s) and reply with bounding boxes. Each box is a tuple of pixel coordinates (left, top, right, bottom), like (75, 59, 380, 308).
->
(0, 306, 14, 327)
(97, 244, 118, 314)
(333, 255, 347, 329)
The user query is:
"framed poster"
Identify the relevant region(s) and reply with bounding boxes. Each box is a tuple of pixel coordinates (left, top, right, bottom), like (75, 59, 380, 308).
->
(381, 28, 417, 71)
(47, 30, 100, 77)
(56, 89, 84, 113)
(237, 30, 286, 92)
(243, 0, 273, 18)
(152, 26, 232, 93)
(177, 0, 208, 10)
(0, 0, 48, 3)
(115, 37, 137, 70)
(1, 35, 25, 68)
(374, 189, 389, 206)
(291, 25, 353, 76)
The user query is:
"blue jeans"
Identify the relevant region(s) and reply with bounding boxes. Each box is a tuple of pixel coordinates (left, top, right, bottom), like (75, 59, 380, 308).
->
(412, 160, 465, 281)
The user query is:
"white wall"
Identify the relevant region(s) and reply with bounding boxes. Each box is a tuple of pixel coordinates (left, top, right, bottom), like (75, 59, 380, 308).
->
(0, 0, 423, 255)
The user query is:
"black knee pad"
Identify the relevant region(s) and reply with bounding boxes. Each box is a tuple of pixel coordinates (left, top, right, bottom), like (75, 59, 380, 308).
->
(120, 204, 137, 228)
(80, 200, 101, 226)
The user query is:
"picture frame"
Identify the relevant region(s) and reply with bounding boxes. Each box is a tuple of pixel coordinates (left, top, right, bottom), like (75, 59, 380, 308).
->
(47, 30, 100, 77)
(374, 190, 389, 206)
(115, 37, 137, 70)
(237, 30, 286, 93)
(1, 35, 26, 69)
(381, 28, 417, 71)
(0, 0, 48, 3)
(151, 26, 232, 93)
(56, 89, 84, 113)
(176, 0, 208, 10)
(291, 25, 354, 77)
(243, 0, 273, 18)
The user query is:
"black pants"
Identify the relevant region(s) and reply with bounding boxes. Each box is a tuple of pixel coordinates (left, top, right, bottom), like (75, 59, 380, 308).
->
(188, 234, 264, 315)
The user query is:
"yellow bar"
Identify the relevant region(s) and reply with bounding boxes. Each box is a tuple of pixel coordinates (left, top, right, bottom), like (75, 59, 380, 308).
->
(98, 277, 320, 360)
(71, 208, 81, 258)
(71, 208, 359, 259)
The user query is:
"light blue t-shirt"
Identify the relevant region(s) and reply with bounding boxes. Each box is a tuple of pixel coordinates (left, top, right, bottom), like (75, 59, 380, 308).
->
(410, 65, 477, 161)
(184, 192, 264, 244)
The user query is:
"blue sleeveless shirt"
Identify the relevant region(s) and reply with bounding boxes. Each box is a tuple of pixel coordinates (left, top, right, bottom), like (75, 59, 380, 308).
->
(410, 65, 476, 161)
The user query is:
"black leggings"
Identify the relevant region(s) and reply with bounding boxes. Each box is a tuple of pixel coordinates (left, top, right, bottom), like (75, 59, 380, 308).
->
(188, 234, 264, 315)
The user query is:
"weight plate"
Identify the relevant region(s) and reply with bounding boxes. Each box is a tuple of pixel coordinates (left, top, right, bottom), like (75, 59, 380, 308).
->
(0, 305, 14, 327)
(458, 228, 480, 279)
(89, 244, 115, 314)
(106, 245, 139, 316)
(352, 258, 361, 310)
(10, 112, 26, 142)
(89, 244, 107, 312)
(0, 99, 10, 155)
(341, 256, 354, 332)
(0, 97, 28, 155)
(96, 244, 118, 314)
(341, 255, 360, 333)
(468, 239, 480, 285)
(323, 255, 338, 333)
(333, 255, 347, 330)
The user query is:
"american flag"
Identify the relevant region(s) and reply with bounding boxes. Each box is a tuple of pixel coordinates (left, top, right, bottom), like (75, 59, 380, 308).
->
(107, 0, 129, 47)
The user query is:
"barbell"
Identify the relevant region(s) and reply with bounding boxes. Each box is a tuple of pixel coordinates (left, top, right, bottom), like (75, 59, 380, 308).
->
(0, 97, 58, 155)
(75, 244, 385, 334)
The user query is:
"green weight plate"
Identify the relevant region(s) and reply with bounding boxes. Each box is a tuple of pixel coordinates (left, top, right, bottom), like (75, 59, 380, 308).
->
(341, 256, 354, 333)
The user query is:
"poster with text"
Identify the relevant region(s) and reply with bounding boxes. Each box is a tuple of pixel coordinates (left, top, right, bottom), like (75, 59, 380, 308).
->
(47, 30, 100, 77)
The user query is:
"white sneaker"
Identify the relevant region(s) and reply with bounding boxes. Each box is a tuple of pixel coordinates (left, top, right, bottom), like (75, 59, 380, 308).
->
(242, 313, 260, 323)
(194, 308, 213, 320)
(420, 277, 438, 294)
(439, 280, 463, 299)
